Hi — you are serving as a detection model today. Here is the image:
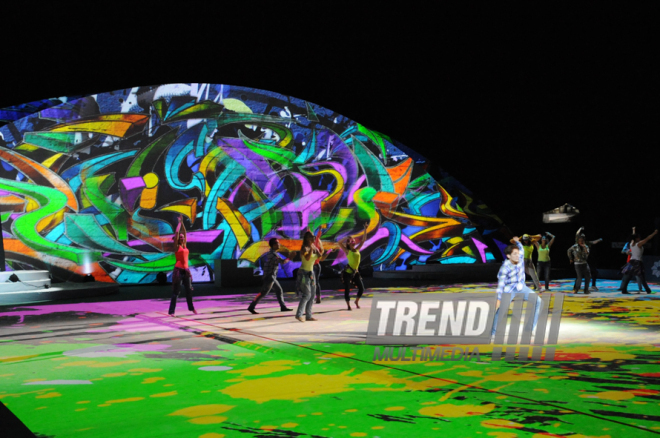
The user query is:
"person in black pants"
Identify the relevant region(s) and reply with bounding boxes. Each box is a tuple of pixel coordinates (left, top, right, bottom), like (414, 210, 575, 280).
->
(337, 224, 368, 310)
(169, 216, 196, 316)
(248, 238, 296, 314)
(567, 232, 591, 295)
(311, 227, 334, 304)
(575, 227, 603, 291)
(534, 233, 555, 291)
(620, 229, 658, 295)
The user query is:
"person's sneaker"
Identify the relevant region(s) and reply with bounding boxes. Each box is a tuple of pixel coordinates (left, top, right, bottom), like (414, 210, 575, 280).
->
(315, 297, 321, 304)
(590, 286, 599, 292)
(584, 290, 591, 295)
(280, 307, 293, 312)
(647, 290, 655, 294)
(306, 317, 318, 321)
(295, 316, 305, 322)
(622, 291, 630, 294)
(192, 309, 198, 315)
(248, 306, 258, 315)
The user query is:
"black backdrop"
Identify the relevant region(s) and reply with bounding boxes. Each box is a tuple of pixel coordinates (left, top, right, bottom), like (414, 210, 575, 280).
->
(1, 3, 658, 272)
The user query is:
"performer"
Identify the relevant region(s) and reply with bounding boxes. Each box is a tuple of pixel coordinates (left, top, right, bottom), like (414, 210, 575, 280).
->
(567, 231, 591, 294)
(491, 236, 541, 337)
(313, 227, 334, 304)
(295, 232, 322, 322)
(295, 228, 333, 301)
(576, 227, 604, 291)
(247, 238, 295, 314)
(620, 229, 658, 294)
(534, 232, 555, 291)
(338, 224, 368, 310)
(619, 226, 643, 292)
(168, 216, 197, 316)
(511, 234, 542, 290)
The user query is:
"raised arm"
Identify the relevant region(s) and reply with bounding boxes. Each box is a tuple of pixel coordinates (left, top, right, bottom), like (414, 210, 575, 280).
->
(588, 238, 603, 245)
(530, 234, 542, 243)
(174, 216, 183, 251)
(548, 233, 556, 248)
(637, 230, 658, 247)
(576, 227, 584, 239)
(354, 223, 369, 251)
(315, 228, 324, 253)
(319, 248, 334, 262)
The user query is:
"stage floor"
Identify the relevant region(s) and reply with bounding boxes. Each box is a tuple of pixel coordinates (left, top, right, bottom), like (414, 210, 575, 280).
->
(1, 279, 659, 437)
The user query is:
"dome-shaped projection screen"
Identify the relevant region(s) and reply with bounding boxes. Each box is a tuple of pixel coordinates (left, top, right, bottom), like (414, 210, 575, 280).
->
(0, 84, 509, 284)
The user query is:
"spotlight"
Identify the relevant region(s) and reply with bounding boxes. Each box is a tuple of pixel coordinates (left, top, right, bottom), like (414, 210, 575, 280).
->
(8, 273, 19, 282)
(83, 274, 95, 283)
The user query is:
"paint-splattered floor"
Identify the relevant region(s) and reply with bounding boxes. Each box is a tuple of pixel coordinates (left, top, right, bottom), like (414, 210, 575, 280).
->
(1, 279, 659, 438)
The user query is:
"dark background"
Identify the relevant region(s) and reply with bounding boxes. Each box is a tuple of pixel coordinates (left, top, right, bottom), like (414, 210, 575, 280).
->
(0, 3, 658, 271)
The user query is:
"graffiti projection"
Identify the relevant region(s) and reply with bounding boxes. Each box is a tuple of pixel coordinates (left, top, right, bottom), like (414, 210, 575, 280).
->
(0, 84, 508, 284)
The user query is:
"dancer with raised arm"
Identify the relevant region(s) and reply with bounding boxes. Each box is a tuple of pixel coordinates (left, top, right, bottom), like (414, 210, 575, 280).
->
(511, 234, 542, 290)
(295, 231, 322, 322)
(168, 215, 197, 316)
(247, 238, 296, 314)
(619, 227, 643, 292)
(576, 227, 604, 291)
(313, 227, 334, 304)
(620, 228, 658, 294)
(534, 232, 555, 291)
(567, 230, 591, 295)
(491, 236, 541, 337)
(338, 223, 368, 311)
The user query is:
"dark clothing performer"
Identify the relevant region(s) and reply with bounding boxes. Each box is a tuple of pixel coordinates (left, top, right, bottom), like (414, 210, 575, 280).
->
(342, 269, 365, 303)
(168, 216, 196, 316)
(248, 246, 292, 314)
(620, 229, 657, 294)
(567, 238, 591, 294)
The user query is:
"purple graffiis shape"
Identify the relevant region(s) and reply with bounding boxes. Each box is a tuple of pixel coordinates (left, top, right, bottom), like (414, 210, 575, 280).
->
(493, 238, 508, 258)
(281, 211, 301, 239)
(291, 173, 312, 196)
(220, 138, 276, 191)
(0, 189, 11, 196)
(119, 176, 146, 211)
(120, 176, 146, 191)
(400, 235, 433, 255)
(472, 237, 488, 263)
(40, 108, 83, 121)
(279, 191, 327, 231)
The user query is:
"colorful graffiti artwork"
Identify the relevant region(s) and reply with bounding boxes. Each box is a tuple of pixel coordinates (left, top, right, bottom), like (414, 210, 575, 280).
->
(0, 84, 508, 284)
